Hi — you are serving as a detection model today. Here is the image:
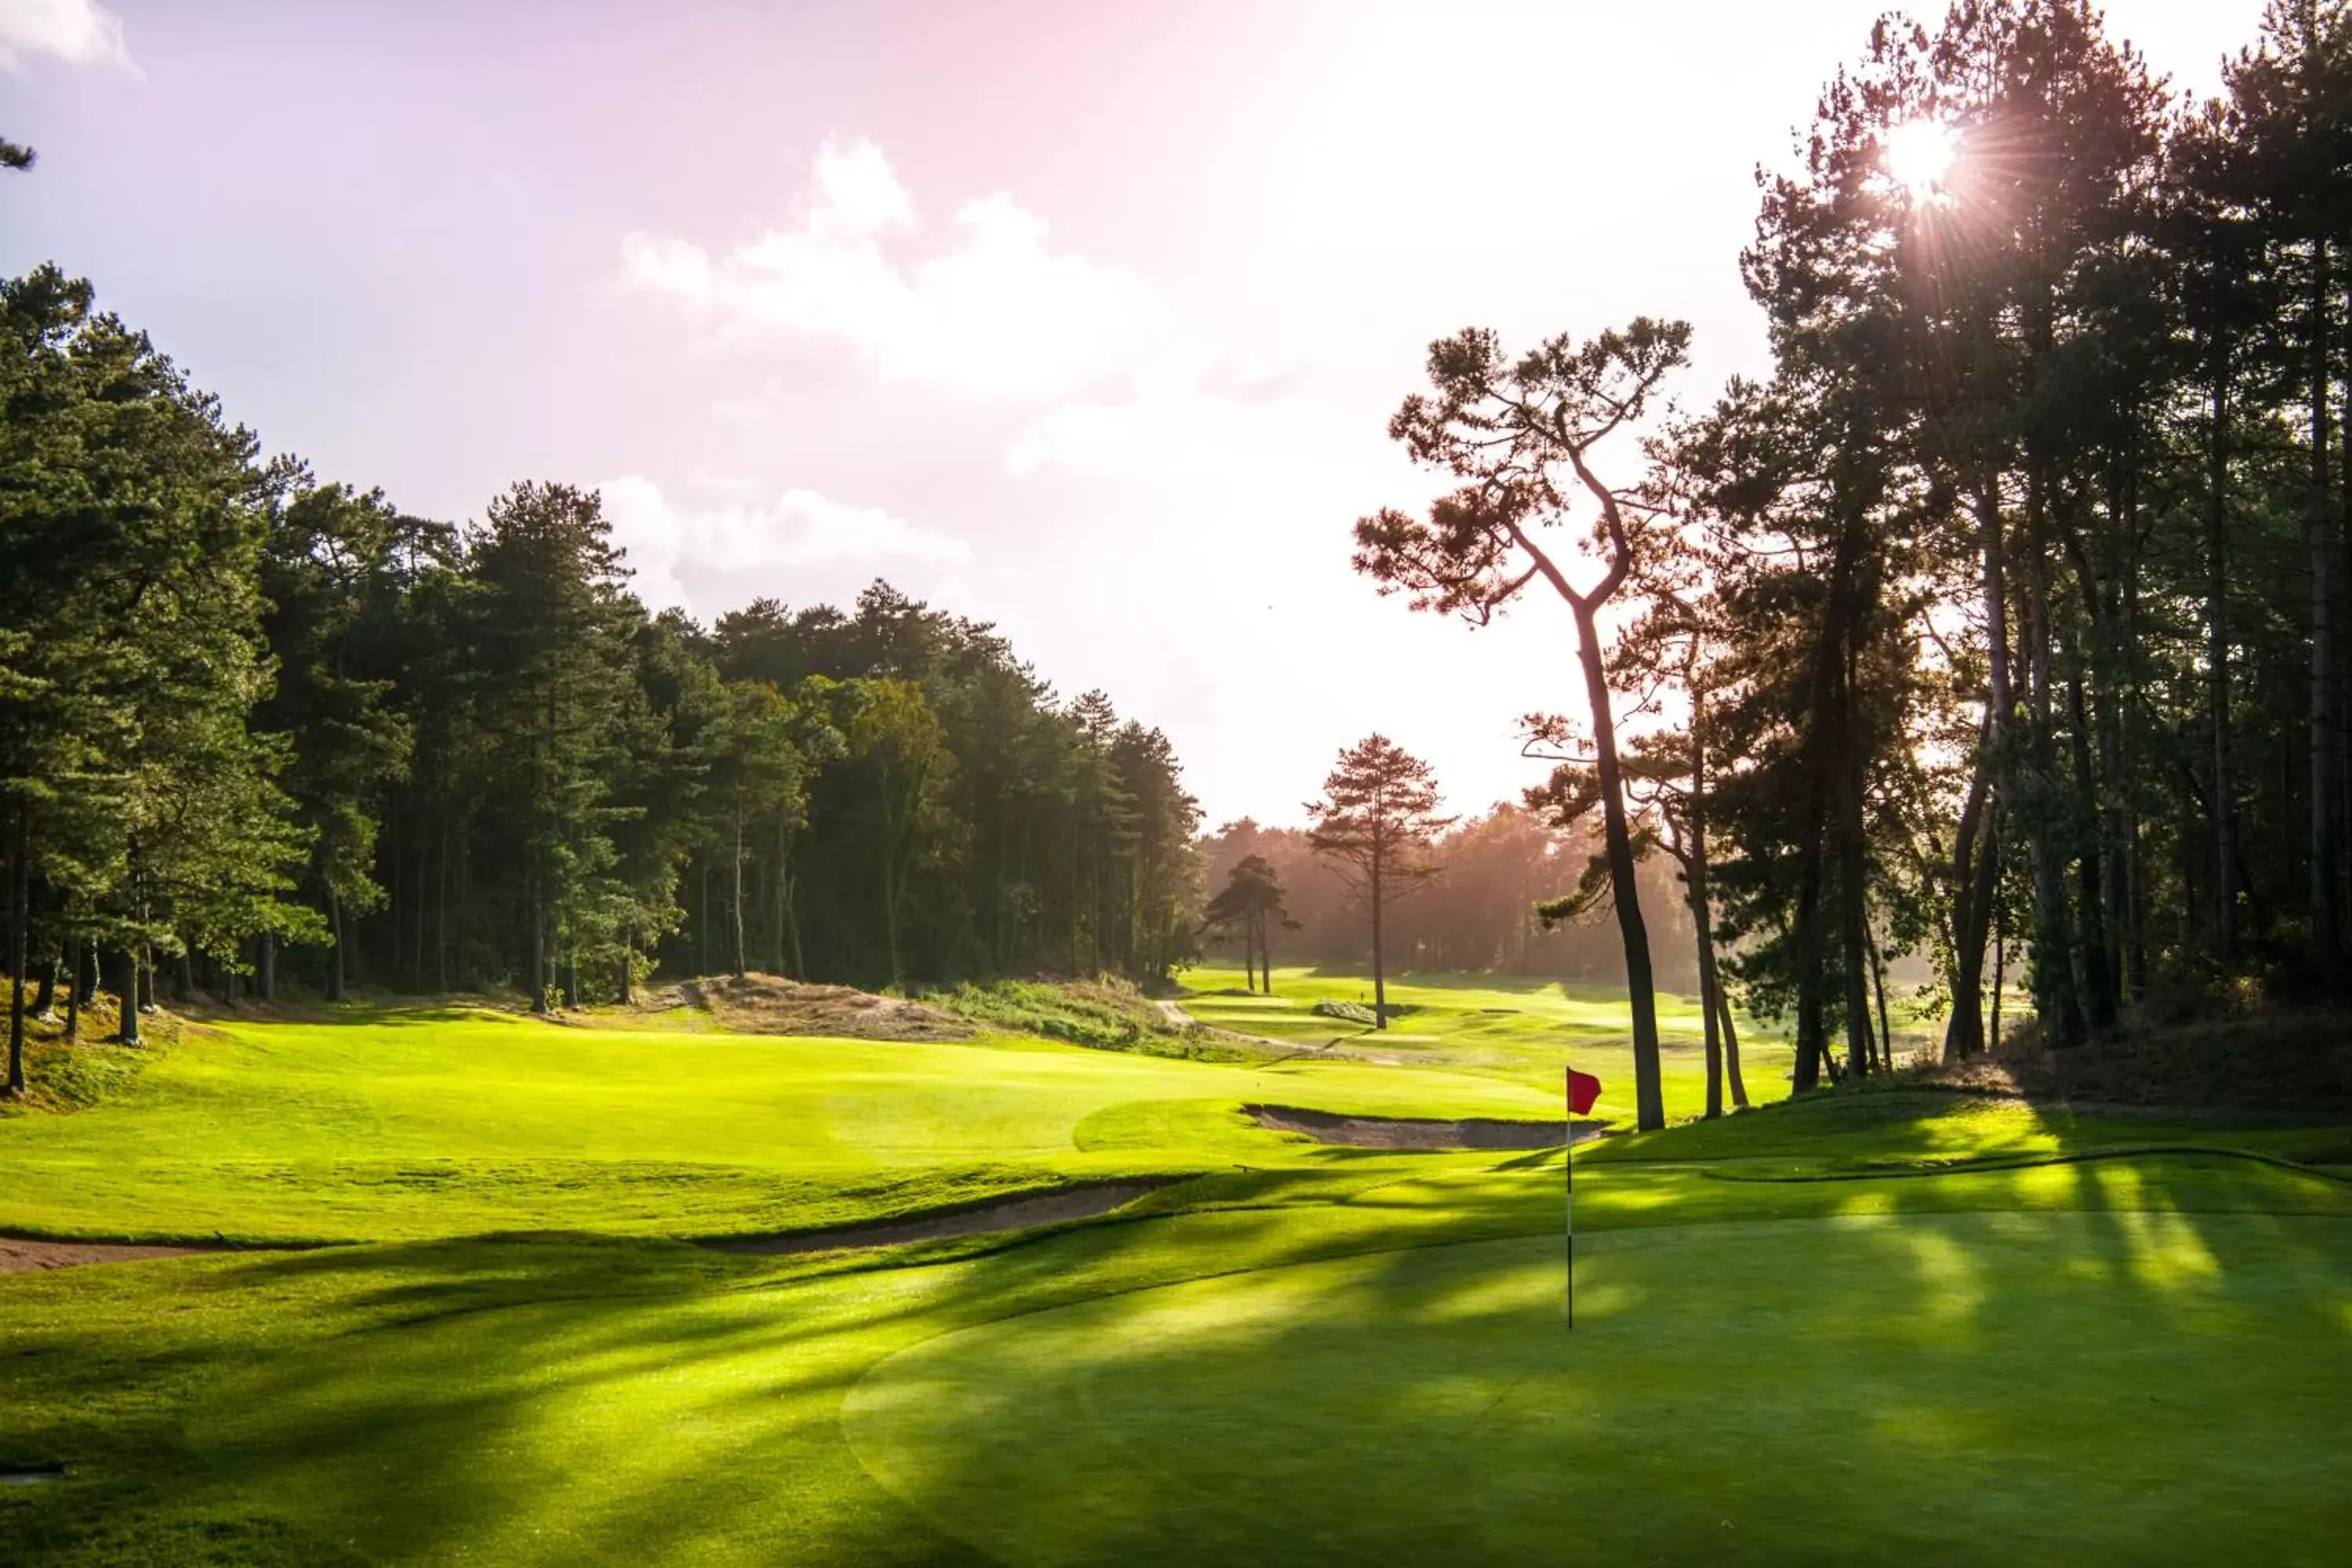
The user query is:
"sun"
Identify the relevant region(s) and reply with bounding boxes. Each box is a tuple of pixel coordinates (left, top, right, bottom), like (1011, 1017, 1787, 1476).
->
(1883, 118, 1959, 200)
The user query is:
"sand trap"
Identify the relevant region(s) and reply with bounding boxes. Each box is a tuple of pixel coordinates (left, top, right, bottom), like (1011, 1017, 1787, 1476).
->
(0, 1237, 224, 1275)
(0, 1465, 65, 1487)
(1247, 1104, 1608, 1151)
(706, 1182, 1166, 1256)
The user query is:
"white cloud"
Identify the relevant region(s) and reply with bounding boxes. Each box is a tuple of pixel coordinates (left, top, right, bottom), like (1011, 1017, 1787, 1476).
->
(0, 0, 132, 71)
(599, 474, 973, 620)
(1005, 351, 1323, 484)
(708, 392, 772, 423)
(619, 137, 1170, 400)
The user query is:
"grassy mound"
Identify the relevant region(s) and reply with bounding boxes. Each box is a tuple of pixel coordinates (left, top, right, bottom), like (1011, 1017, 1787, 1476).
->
(935, 976, 1251, 1062)
(685, 974, 971, 1042)
(0, 996, 172, 1117)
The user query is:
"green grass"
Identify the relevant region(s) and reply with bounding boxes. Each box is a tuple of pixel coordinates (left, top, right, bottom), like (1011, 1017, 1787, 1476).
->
(927, 975, 1243, 1059)
(1178, 964, 1795, 1123)
(0, 1004, 1556, 1244)
(4, 985, 2350, 1564)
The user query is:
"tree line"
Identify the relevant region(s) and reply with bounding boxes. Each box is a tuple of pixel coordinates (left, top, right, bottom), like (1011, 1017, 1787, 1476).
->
(0, 266, 1200, 1095)
(1358, 0, 2352, 1127)
(1198, 800, 1698, 989)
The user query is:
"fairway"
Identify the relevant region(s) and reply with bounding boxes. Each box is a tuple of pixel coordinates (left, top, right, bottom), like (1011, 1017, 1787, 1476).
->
(0, 1008, 1563, 1243)
(1178, 966, 1793, 1121)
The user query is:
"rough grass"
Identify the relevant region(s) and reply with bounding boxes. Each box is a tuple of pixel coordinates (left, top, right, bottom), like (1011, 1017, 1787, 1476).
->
(1909, 1006, 2352, 1114)
(932, 976, 1252, 1062)
(0, 995, 171, 1116)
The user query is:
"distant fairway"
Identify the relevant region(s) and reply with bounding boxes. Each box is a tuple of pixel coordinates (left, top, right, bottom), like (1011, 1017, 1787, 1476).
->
(0, 1004, 1559, 1244)
(1178, 965, 1793, 1123)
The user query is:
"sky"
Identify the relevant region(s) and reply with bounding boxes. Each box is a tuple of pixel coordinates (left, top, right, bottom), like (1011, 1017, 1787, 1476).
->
(3, 0, 2271, 828)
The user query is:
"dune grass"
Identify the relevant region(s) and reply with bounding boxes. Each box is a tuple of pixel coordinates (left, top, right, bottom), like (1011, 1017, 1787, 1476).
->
(4, 993, 2350, 1564)
(1177, 964, 1795, 1123)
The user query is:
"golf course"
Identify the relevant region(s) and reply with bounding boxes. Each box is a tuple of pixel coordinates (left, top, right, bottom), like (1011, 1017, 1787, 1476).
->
(5, 974, 2350, 1566)
(17, 0, 2352, 1560)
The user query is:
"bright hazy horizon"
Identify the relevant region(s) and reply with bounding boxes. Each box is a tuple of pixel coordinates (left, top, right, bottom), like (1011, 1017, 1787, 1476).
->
(3, 0, 2264, 828)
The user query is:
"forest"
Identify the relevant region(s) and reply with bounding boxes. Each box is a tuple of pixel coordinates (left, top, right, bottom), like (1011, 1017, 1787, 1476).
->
(0, 274, 1199, 1091)
(1347, 0, 2352, 1117)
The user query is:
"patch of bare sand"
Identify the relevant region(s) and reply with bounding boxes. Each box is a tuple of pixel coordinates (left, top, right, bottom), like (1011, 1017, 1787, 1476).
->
(1246, 1104, 1609, 1151)
(706, 1181, 1166, 1255)
(680, 975, 972, 1043)
(0, 1237, 227, 1274)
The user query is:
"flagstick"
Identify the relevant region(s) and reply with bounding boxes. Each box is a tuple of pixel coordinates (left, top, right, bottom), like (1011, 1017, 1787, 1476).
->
(1565, 1069, 1575, 1330)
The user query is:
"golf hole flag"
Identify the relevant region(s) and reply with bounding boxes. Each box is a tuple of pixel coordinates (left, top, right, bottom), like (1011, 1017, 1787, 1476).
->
(1565, 1068, 1602, 1327)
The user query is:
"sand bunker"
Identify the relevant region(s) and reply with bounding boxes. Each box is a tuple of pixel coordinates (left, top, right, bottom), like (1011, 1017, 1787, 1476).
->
(1246, 1104, 1608, 1151)
(0, 1465, 66, 1487)
(706, 1181, 1165, 1256)
(0, 1237, 223, 1275)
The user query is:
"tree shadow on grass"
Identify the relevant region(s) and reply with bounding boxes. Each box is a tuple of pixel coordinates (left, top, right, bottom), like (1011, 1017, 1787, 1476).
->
(7, 1153, 2352, 1566)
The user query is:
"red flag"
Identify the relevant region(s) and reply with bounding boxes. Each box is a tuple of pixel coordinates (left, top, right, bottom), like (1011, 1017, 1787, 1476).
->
(1566, 1068, 1602, 1117)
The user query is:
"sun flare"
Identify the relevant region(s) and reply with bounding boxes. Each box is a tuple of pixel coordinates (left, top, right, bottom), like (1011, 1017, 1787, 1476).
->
(1884, 118, 1959, 199)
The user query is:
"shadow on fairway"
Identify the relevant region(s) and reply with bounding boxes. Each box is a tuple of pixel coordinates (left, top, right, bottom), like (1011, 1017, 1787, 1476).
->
(5, 1153, 2351, 1566)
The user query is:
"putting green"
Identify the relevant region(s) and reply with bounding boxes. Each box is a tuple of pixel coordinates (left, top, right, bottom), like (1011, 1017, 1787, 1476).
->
(844, 1210, 2352, 1566)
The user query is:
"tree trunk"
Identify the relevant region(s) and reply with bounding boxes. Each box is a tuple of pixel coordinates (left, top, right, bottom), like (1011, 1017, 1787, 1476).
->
(1867, 924, 1895, 1073)
(1791, 789, 1830, 1094)
(2311, 239, 2342, 976)
(1716, 985, 1749, 1110)
(1685, 847, 1722, 1120)
(1572, 599, 1663, 1130)
(1688, 693, 1725, 1120)
(32, 946, 56, 1020)
(2022, 493, 2085, 1047)
(1838, 665, 1873, 1083)
(1369, 838, 1387, 1030)
(530, 879, 548, 1015)
(2208, 369, 2238, 948)
(2068, 662, 2116, 1031)
(786, 872, 806, 982)
(786, 818, 804, 973)
(326, 887, 347, 1004)
(64, 936, 81, 1043)
(435, 811, 450, 994)
(5, 805, 27, 1097)
(731, 812, 747, 979)
(259, 930, 276, 1004)
(1990, 903, 2007, 1058)
(1945, 752, 1995, 1062)
(618, 920, 633, 1005)
(114, 948, 141, 1046)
